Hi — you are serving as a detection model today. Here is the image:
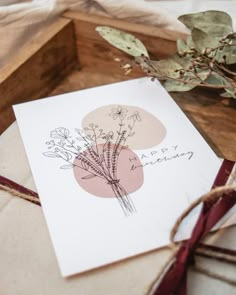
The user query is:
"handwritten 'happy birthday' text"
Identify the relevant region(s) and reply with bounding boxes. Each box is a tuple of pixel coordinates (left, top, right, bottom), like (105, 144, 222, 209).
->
(129, 145, 194, 170)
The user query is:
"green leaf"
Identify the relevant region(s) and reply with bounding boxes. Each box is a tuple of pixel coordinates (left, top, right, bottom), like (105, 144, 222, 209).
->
(96, 26, 149, 57)
(205, 72, 236, 98)
(205, 72, 230, 86)
(164, 79, 197, 92)
(215, 40, 236, 64)
(164, 69, 210, 92)
(178, 10, 233, 37)
(206, 72, 236, 98)
(171, 53, 192, 69)
(175, 38, 193, 68)
(223, 88, 236, 99)
(177, 38, 189, 53)
(220, 91, 233, 98)
(191, 28, 220, 52)
(150, 59, 182, 78)
(186, 36, 195, 48)
(195, 70, 211, 81)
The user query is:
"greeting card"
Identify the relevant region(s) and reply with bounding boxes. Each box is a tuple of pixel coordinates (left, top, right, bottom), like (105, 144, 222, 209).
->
(13, 78, 221, 276)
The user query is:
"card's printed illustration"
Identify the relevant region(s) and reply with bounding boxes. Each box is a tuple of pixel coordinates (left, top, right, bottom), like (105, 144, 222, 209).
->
(43, 104, 166, 215)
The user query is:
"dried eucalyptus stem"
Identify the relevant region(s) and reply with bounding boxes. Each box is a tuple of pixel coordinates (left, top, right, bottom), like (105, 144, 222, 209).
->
(97, 10, 236, 99)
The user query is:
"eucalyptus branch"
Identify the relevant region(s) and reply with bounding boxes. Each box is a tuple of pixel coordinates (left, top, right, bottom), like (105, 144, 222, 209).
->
(97, 10, 236, 98)
(139, 57, 235, 90)
(216, 63, 236, 76)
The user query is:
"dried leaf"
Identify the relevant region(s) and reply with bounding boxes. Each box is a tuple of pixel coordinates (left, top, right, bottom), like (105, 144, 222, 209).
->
(171, 53, 191, 68)
(186, 36, 195, 48)
(206, 73, 235, 98)
(164, 79, 198, 92)
(194, 70, 211, 81)
(96, 26, 149, 57)
(205, 72, 230, 86)
(220, 91, 233, 98)
(150, 59, 182, 78)
(178, 10, 233, 37)
(177, 38, 189, 53)
(216, 40, 236, 64)
(191, 28, 220, 52)
(223, 88, 236, 99)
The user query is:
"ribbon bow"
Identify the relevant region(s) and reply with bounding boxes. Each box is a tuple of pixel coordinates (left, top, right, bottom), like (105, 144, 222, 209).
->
(149, 159, 236, 295)
(0, 160, 236, 295)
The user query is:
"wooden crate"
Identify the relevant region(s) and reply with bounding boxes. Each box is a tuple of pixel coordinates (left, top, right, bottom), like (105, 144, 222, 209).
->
(0, 12, 236, 161)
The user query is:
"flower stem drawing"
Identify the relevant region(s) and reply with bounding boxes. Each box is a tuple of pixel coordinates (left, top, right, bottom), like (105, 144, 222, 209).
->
(43, 105, 142, 216)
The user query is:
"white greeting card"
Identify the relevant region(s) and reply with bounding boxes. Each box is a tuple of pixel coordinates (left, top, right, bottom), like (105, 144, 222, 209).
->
(14, 78, 221, 277)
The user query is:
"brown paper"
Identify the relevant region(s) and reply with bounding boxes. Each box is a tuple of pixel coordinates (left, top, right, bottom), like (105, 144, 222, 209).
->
(0, 122, 236, 295)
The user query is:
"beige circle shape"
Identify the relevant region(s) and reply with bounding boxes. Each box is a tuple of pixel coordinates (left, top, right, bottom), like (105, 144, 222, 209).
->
(82, 104, 166, 150)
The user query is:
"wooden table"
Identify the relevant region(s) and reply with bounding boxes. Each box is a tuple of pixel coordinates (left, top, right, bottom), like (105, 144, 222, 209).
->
(0, 12, 236, 161)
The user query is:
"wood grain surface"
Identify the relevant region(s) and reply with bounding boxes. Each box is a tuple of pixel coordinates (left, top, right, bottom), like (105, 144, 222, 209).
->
(63, 11, 187, 73)
(0, 18, 77, 133)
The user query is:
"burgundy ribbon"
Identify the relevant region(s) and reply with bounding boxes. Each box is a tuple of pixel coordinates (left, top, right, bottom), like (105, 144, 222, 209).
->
(0, 175, 40, 205)
(0, 161, 236, 294)
(153, 159, 236, 295)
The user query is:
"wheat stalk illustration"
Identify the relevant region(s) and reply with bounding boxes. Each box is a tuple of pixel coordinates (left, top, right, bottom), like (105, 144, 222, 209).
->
(43, 106, 141, 216)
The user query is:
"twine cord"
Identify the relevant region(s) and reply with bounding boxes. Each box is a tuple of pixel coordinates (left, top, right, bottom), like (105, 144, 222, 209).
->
(170, 184, 236, 244)
(194, 264, 236, 287)
(1, 176, 236, 291)
(147, 184, 236, 294)
(196, 244, 236, 264)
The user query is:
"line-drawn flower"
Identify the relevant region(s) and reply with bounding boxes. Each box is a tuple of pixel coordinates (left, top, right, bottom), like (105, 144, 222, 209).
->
(127, 111, 141, 122)
(102, 131, 114, 140)
(50, 127, 70, 139)
(109, 106, 128, 120)
(44, 105, 142, 216)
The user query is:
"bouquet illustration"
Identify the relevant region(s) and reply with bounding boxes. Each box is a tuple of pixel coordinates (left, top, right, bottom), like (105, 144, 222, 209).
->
(43, 104, 166, 216)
